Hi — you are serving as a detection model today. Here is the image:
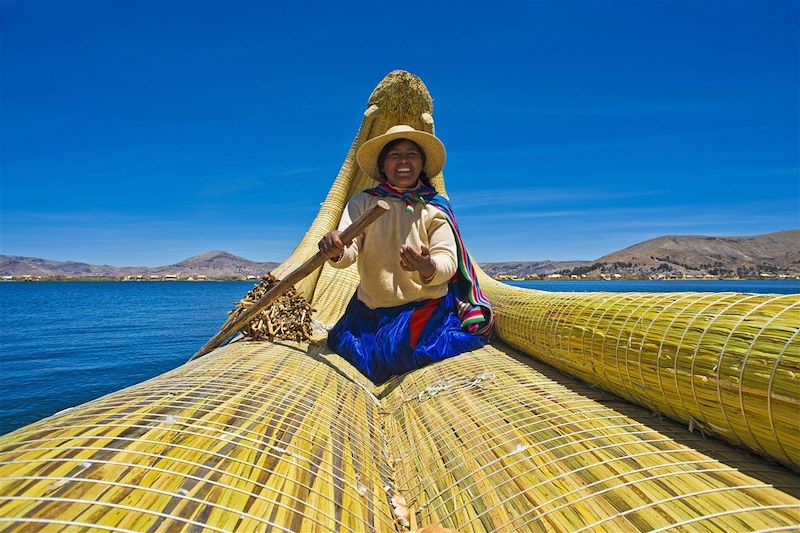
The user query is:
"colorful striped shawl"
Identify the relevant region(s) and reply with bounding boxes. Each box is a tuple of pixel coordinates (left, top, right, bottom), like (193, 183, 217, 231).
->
(365, 182, 494, 337)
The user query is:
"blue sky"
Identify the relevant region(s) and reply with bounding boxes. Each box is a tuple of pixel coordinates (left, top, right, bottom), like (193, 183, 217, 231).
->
(1, 0, 798, 265)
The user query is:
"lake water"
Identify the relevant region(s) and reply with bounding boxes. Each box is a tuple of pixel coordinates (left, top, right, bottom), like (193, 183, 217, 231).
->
(0, 281, 253, 435)
(1, 279, 798, 435)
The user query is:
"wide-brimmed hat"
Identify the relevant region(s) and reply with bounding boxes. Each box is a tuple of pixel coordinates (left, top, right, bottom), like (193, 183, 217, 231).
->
(356, 124, 446, 181)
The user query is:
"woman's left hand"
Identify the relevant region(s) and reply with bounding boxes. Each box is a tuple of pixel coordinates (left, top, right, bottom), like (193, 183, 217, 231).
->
(400, 244, 435, 279)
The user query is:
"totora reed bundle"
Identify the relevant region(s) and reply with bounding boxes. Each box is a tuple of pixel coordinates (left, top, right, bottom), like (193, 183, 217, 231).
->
(2, 337, 797, 531)
(228, 274, 314, 342)
(478, 278, 800, 472)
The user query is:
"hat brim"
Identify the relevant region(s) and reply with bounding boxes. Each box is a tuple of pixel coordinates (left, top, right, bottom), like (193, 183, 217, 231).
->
(356, 128, 446, 181)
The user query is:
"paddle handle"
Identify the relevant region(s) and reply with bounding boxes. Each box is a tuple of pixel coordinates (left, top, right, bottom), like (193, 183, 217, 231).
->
(190, 200, 390, 361)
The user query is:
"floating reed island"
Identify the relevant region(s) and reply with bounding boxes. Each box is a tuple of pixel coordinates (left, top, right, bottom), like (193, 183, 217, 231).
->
(0, 71, 798, 532)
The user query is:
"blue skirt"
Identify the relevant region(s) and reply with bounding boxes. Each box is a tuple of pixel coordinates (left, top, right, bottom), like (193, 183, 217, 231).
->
(327, 290, 489, 384)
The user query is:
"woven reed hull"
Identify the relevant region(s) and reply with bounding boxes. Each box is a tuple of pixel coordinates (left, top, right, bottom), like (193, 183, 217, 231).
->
(482, 281, 800, 472)
(2, 340, 799, 532)
(1, 70, 798, 531)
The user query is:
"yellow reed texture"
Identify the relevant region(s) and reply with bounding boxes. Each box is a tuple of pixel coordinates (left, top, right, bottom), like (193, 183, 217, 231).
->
(478, 277, 800, 472)
(0, 342, 397, 532)
(3, 339, 798, 531)
(382, 343, 800, 532)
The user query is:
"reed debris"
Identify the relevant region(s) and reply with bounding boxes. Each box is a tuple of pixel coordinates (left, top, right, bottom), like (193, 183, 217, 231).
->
(228, 273, 314, 342)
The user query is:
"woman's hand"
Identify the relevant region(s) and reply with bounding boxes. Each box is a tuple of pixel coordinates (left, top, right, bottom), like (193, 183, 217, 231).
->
(319, 230, 345, 259)
(400, 244, 435, 279)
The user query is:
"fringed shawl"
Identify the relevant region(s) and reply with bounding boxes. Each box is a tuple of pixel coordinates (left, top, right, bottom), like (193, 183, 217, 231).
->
(365, 182, 494, 336)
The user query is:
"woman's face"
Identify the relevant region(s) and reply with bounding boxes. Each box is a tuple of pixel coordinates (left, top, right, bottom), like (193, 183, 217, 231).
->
(380, 140, 423, 188)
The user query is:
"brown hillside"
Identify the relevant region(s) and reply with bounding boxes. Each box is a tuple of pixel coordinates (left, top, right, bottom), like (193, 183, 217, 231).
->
(0, 251, 278, 279)
(596, 230, 800, 276)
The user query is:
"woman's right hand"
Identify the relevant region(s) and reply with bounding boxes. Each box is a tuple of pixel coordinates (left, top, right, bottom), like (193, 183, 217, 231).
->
(318, 230, 345, 259)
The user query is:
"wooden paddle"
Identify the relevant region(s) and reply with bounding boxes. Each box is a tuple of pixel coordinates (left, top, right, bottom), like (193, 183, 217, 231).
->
(190, 200, 390, 361)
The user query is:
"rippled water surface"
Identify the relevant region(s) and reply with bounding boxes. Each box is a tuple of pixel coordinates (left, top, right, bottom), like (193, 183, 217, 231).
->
(0, 281, 253, 435)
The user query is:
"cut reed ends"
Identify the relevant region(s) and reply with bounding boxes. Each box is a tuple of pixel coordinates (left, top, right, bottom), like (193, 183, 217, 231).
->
(228, 274, 315, 342)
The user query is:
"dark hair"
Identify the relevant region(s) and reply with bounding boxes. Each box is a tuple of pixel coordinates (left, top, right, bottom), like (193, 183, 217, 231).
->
(377, 138, 434, 188)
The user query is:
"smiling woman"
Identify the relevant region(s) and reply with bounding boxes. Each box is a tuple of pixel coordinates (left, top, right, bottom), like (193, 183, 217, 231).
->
(379, 139, 426, 189)
(318, 124, 493, 383)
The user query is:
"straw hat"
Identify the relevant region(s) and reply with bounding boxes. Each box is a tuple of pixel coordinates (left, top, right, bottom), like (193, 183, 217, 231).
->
(356, 125, 446, 181)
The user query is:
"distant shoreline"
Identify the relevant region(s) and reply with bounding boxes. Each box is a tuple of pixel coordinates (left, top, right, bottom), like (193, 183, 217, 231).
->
(5, 231, 798, 281)
(0, 277, 252, 282)
(2, 276, 799, 283)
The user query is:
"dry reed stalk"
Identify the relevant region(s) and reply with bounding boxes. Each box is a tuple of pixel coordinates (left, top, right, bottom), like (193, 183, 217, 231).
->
(227, 273, 314, 343)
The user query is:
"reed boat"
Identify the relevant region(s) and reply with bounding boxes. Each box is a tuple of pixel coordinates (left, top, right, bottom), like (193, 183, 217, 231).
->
(0, 70, 798, 532)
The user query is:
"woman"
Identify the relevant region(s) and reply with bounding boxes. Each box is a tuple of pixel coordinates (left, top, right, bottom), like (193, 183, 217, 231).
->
(318, 125, 493, 383)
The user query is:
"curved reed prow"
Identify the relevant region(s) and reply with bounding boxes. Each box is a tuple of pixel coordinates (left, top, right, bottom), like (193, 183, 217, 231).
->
(271, 70, 446, 306)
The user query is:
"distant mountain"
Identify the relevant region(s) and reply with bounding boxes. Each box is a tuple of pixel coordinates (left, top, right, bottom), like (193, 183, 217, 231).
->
(0, 251, 279, 279)
(484, 230, 800, 279)
(148, 250, 278, 277)
(595, 230, 800, 276)
(3, 230, 798, 280)
(481, 260, 588, 278)
(569, 230, 800, 278)
(0, 255, 140, 277)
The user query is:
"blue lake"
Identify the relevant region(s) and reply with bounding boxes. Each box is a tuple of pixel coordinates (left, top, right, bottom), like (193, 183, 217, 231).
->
(0, 281, 253, 435)
(1, 279, 798, 435)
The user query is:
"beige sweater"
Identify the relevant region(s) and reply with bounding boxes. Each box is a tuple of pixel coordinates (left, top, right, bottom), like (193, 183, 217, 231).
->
(328, 191, 457, 309)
